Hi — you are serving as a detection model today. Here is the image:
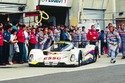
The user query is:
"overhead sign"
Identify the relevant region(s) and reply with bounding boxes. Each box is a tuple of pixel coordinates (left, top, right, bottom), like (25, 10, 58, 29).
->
(40, 0, 72, 7)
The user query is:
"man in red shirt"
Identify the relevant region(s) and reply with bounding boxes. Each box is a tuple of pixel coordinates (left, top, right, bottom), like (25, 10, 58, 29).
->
(0, 28, 4, 65)
(87, 25, 99, 45)
(29, 28, 37, 52)
(17, 24, 26, 63)
(87, 25, 99, 57)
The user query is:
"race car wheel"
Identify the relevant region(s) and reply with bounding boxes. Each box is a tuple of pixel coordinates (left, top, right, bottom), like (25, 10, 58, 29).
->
(77, 50, 82, 66)
(93, 47, 98, 62)
(29, 64, 35, 67)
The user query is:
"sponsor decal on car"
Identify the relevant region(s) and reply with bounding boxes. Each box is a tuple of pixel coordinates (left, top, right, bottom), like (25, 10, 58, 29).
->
(44, 57, 61, 60)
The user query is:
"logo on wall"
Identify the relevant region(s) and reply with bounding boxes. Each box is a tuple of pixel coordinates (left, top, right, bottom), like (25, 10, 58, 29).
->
(41, 0, 67, 3)
(40, 0, 71, 7)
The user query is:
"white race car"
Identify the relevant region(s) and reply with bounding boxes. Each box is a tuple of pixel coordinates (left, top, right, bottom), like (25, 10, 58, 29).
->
(28, 41, 98, 67)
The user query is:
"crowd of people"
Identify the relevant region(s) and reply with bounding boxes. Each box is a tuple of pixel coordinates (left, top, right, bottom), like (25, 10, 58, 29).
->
(0, 22, 125, 65)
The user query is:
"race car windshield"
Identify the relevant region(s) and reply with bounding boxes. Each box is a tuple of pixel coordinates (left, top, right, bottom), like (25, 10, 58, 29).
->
(50, 43, 69, 52)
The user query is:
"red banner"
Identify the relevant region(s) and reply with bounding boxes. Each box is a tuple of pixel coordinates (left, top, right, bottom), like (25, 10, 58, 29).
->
(25, 12, 39, 17)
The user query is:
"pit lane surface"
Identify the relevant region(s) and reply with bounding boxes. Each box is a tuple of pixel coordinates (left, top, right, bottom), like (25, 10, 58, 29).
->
(0, 55, 125, 83)
(1, 64, 125, 83)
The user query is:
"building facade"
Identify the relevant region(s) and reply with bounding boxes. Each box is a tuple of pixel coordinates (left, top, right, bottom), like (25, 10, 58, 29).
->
(77, 0, 116, 31)
(115, 0, 125, 26)
(1, 0, 125, 29)
(25, 0, 124, 29)
(0, 0, 28, 24)
(24, 0, 73, 26)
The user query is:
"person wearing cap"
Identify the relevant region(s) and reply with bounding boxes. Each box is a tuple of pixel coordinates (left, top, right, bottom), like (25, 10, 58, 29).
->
(107, 26, 121, 63)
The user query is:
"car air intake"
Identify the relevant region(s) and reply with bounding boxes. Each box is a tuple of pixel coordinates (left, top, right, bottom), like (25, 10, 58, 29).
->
(43, 51, 48, 55)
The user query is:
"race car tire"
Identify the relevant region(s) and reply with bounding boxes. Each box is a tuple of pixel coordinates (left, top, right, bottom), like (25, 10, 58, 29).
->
(92, 46, 98, 62)
(29, 64, 35, 67)
(77, 50, 82, 66)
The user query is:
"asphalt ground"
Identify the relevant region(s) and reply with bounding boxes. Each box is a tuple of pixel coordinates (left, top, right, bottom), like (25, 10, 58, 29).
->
(1, 64, 125, 83)
(0, 55, 125, 83)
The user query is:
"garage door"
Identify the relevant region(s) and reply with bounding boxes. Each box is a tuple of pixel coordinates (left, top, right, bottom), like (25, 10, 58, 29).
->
(80, 9, 105, 32)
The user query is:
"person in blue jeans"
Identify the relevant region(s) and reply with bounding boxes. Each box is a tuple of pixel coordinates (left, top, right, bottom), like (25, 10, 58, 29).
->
(99, 30, 107, 55)
(118, 23, 125, 59)
(3, 24, 12, 64)
(8, 29, 18, 65)
(17, 24, 26, 63)
(107, 26, 121, 63)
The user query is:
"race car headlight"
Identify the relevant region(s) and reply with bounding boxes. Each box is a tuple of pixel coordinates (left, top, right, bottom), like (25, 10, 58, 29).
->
(29, 54, 33, 62)
(70, 54, 75, 62)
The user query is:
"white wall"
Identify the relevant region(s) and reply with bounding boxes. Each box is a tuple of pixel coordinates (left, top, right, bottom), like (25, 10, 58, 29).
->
(79, 9, 104, 32)
(69, 0, 79, 26)
(39, 0, 72, 7)
(0, 0, 27, 13)
(26, 0, 38, 11)
(115, 0, 125, 18)
(0, 0, 27, 4)
(23, 0, 38, 25)
(78, 0, 116, 28)
(104, 0, 116, 26)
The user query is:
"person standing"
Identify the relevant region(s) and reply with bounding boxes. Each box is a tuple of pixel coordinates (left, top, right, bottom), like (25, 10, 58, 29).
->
(107, 26, 121, 63)
(53, 26, 60, 42)
(60, 25, 71, 41)
(3, 24, 12, 64)
(71, 29, 80, 47)
(35, 27, 44, 50)
(104, 23, 113, 57)
(46, 28, 54, 48)
(29, 28, 37, 52)
(87, 25, 99, 57)
(43, 27, 49, 50)
(99, 30, 107, 55)
(0, 28, 4, 65)
(17, 24, 26, 63)
(79, 26, 87, 48)
(8, 29, 18, 65)
(24, 27, 30, 62)
(118, 23, 125, 59)
(87, 25, 99, 45)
